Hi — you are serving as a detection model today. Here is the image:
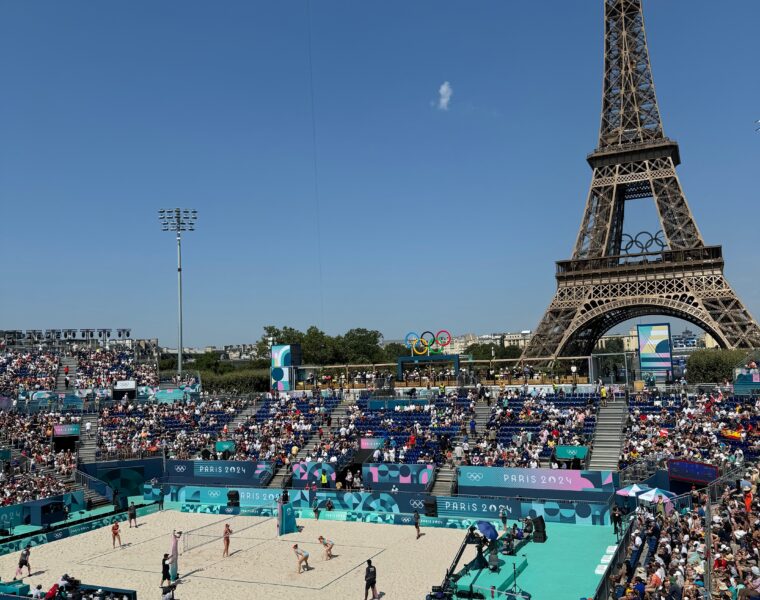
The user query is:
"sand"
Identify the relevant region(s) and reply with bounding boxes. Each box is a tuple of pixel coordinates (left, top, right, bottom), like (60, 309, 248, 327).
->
(0, 510, 467, 599)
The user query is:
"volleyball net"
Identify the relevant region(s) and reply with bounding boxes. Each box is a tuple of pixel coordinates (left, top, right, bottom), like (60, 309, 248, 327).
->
(181, 509, 277, 554)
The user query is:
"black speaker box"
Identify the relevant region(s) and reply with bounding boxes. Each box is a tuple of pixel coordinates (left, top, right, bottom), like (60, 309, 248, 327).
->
(532, 515, 546, 533)
(423, 498, 437, 517)
(227, 490, 240, 507)
(533, 530, 547, 543)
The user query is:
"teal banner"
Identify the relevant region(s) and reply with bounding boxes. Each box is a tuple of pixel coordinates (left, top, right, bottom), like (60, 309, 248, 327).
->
(54, 424, 81, 437)
(145, 483, 283, 507)
(555, 446, 589, 460)
(215, 440, 236, 453)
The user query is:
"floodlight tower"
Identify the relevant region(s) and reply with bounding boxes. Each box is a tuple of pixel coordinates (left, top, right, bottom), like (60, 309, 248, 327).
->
(158, 208, 198, 376)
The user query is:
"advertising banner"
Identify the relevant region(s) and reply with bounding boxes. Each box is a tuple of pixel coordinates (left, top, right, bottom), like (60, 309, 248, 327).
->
(53, 424, 81, 437)
(436, 495, 609, 526)
(457, 467, 616, 500)
(360, 437, 386, 450)
(157, 484, 282, 507)
(638, 323, 673, 380)
(667, 459, 720, 485)
(166, 460, 273, 486)
(363, 463, 434, 491)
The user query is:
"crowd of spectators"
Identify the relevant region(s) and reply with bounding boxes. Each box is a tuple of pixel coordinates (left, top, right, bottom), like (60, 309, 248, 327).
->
(0, 349, 59, 396)
(75, 347, 158, 389)
(612, 467, 760, 599)
(1, 410, 81, 478)
(0, 410, 76, 504)
(620, 392, 759, 471)
(97, 397, 246, 459)
(0, 470, 66, 506)
(226, 392, 340, 468)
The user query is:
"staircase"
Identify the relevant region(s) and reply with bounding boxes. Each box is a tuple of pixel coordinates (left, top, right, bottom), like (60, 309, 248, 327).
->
(267, 393, 355, 489)
(56, 356, 78, 392)
(431, 464, 456, 496)
(588, 396, 628, 471)
(77, 413, 100, 464)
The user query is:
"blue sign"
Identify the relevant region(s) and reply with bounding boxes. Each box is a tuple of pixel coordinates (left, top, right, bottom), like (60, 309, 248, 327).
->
(166, 460, 273, 486)
(667, 459, 720, 485)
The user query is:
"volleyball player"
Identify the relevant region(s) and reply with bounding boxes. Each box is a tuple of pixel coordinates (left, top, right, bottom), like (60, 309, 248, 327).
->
(13, 544, 31, 580)
(293, 543, 310, 573)
(111, 521, 122, 548)
(318, 535, 334, 560)
(222, 524, 232, 557)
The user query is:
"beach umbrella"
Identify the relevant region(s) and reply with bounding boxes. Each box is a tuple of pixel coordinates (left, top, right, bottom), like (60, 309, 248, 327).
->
(637, 488, 676, 503)
(476, 521, 499, 541)
(616, 484, 652, 498)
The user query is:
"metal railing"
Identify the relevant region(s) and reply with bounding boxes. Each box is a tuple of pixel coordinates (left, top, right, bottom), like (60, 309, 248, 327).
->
(593, 517, 634, 600)
(73, 468, 113, 501)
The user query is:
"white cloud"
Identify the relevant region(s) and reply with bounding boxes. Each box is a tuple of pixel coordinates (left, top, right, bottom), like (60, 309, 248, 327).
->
(437, 81, 453, 111)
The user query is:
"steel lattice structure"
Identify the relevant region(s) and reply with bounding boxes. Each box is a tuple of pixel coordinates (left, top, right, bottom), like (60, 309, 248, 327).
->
(522, 0, 760, 361)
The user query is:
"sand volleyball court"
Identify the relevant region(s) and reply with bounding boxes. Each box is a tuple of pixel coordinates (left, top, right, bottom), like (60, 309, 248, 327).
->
(0, 509, 467, 599)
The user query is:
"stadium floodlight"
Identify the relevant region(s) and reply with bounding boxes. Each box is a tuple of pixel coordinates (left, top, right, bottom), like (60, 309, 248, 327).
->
(117, 328, 131, 339)
(158, 208, 198, 376)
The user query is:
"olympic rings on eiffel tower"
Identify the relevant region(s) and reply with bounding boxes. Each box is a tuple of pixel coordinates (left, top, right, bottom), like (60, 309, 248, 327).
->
(404, 330, 452, 355)
(620, 230, 666, 254)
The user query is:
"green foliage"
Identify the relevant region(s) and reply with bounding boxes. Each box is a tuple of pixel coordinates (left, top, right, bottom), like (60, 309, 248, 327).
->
(383, 342, 410, 362)
(253, 325, 387, 365)
(686, 349, 746, 384)
(200, 369, 270, 394)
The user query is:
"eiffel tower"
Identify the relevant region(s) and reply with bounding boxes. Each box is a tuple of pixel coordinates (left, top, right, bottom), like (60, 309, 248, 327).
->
(522, 0, 760, 361)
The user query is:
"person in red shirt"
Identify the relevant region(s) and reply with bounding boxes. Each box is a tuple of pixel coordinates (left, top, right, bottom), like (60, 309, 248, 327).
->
(713, 554, 728, 571)
(111, 522, 122, 548)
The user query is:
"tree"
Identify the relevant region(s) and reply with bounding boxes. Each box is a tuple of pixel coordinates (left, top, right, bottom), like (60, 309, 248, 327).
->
(337, 328, 385, 364)
(383, 342, 410, 363)
(502, 345, 522, 359)
(686, 349, 746, 384)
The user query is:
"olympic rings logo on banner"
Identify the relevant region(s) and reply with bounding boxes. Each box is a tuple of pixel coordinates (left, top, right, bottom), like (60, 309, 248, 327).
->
(410, 500, 425, 509)
(404, 330, 451, 355)
(466, 472, 484, 481)
(208, 490, 221, 498)
(174, 465, 187, 473)
(224, 507, 234, 514)
(401, 517, 411, 523)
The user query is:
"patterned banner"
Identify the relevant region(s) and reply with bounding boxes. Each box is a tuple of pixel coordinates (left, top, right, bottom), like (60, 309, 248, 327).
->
(291, 462, 337, 488)
(363, 463, 434, 491)
(436, 495, 609, 526)
(147, 484, 283, 508)
(288, 489, 430, 514)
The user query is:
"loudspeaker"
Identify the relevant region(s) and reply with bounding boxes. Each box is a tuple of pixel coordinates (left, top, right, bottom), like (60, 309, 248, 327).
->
(532, 515, 545, 533)
(227, 490, 240, 507)
(532, 515, 547, 543)
(290, 344, 303, 367)
(423, 498, 437, 517)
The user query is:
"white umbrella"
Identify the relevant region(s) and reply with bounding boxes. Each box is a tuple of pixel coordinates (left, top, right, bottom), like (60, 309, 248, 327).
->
(637, 488, 676, 503)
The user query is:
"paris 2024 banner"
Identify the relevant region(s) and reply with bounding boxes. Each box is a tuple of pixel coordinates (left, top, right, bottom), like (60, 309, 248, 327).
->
(457, 466, 616, 501)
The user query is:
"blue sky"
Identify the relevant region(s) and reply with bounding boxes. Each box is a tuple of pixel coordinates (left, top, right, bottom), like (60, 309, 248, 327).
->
(1, 1, 759, 346)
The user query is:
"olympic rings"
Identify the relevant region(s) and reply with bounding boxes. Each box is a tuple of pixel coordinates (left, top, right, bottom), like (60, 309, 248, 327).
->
(404, 330, 452, 355)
